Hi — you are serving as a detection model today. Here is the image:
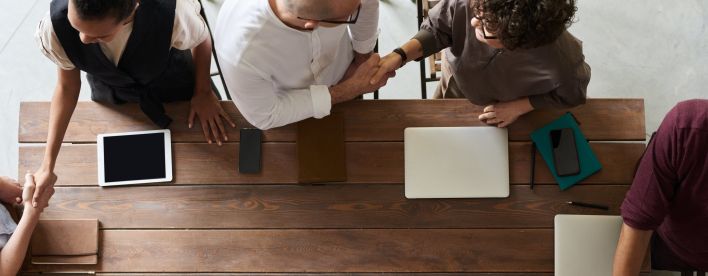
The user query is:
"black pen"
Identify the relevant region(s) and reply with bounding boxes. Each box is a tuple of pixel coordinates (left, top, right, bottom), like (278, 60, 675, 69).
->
(566, 201, 609, 211)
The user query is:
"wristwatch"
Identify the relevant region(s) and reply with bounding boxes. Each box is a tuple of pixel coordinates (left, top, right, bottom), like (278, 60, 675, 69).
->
(392, 47, 408, 68)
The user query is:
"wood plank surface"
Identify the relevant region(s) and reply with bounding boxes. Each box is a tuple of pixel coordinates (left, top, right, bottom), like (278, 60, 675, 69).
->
(40, 185, 628, 229)
(20, 273, 651, 276)
(19, 99, 646, 143)
(22, 273, 652, 275)
(25, 229, 555, 273)
(19, 142, 645, 186)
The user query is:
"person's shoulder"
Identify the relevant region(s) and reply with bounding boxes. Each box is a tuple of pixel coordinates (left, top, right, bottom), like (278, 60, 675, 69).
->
(36, 12, 57, 48)
(670, 99, 708, 129)
(174, 0, 201, 13)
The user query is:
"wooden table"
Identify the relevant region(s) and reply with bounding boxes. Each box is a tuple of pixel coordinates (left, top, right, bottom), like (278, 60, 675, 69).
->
(19, 99, 646, 275)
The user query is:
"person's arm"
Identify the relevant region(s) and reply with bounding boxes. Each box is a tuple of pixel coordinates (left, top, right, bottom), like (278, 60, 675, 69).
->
(528, 61, 591, 109)
(174, 0, 236, 145)
(613, 105, 681, 275)
(613, 223, 652, 276)
(0, 174, 51, 276)
(189, 35, 236, 146)
(371, 0, 456, 84)
(33, 68, 80, 208)
(222, 53, 385, 130)
(480, 50, 591, 127)
(348, 0, 379, 55)
(370, 39, 424, 84)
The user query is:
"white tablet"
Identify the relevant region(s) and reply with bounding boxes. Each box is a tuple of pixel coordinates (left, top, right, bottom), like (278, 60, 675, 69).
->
(97, 129, 173, 187)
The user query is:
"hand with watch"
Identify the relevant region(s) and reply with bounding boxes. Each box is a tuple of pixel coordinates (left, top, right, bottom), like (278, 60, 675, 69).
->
(370, 47, 409, 85)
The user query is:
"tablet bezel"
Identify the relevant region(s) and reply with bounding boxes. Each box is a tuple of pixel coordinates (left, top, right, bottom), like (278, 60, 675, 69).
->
(97, 129, 173, 187)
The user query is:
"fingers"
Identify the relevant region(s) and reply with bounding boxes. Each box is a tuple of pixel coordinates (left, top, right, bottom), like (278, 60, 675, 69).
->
(208, 120, 222, 146)
(370, 67, 390, 85)
(485, 118, 502, 125)
(498, 120, 512, 128)
(370, 56, 397, 85)
(478, 111, 496, 121)
(188, 110, 196, 129)
(215, 118, 227, 142)
(27, 173, 39, 208)
(200, 120, 212, 144)
(220, 110, 237, 128)
(37, 185, 54, 209)
(483, 105, 495, 113)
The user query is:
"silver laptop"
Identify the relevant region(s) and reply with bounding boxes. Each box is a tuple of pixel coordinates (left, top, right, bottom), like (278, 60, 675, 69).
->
(554, 215, 623, 276)
(404, 127, 509, 199)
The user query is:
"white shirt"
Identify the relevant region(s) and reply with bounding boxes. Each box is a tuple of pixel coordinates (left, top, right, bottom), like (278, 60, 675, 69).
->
(215, 0, 379, 130)
(35, 0, 209, 70)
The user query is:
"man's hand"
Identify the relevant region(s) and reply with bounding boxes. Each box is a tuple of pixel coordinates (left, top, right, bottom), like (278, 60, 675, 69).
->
(32, 168, 57, 209)
(0, 176, 22, 205)
(189, 91, 237, 146)
(330, 54, 395, 104)
(478, 97, 535, 128)
(370, 52, 403, 85)
(341, 52, 373, 81)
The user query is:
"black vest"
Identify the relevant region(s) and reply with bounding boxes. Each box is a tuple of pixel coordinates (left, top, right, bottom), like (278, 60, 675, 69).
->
(50, 0, 195, 128)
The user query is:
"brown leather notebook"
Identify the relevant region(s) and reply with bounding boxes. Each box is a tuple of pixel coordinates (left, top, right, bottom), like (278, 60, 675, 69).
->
(30, 219, 99, 265)
(297, 114, 347, 183)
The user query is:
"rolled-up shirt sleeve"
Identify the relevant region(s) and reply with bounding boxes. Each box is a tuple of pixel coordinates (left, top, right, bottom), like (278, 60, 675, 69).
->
(35, 14, 76, 70)
(412, 0, 456, 58)
(222, 58, 332, 130)
(620, 109, 679, 231)
(348, 0, 379, 54)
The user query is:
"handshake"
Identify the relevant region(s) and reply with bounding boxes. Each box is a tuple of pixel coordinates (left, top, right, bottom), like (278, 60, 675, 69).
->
(331, 51, 407, 103)
(0, 173, 54, 216)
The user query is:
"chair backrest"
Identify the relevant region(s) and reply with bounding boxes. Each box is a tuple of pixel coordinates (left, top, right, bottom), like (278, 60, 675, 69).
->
(417, 0, 445, 99)
(423, 0, 443, 81)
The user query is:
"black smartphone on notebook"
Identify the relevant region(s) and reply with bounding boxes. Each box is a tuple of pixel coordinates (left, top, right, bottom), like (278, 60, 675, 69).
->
(550, 128, 580, 176)
(239, 128, 262, 174)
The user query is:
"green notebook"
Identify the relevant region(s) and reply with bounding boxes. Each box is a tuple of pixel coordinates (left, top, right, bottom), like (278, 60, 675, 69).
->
(530, 113, 602, 190)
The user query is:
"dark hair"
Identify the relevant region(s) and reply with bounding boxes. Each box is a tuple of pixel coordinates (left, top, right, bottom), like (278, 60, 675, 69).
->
(72, 0, 137, 22)
(471, 0, 577, 50)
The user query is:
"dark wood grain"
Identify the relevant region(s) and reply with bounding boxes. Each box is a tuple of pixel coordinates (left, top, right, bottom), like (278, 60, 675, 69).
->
(88, 272, 560, 276)
(24, 229, 555, 273)
(19, 99, 645, 143)
(19, 142, 644, 186)
(40, 185, 628, 229)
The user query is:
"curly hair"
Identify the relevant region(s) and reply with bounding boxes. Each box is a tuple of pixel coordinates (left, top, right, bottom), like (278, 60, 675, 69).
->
(471, 0, 577, 50)
(71, 0, 137, 22)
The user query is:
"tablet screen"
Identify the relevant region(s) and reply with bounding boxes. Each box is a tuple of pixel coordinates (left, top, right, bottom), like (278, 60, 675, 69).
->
(103, 133, 167, 182)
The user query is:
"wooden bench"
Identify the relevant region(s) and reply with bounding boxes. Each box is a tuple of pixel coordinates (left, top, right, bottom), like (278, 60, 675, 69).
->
(19, 99, 646, 274)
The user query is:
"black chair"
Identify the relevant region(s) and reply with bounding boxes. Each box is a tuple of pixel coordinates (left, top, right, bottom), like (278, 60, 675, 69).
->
(416, 0, 443, 99)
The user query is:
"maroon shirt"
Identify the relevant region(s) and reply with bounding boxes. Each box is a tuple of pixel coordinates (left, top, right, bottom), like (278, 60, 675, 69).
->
(621, 99, 708, 270)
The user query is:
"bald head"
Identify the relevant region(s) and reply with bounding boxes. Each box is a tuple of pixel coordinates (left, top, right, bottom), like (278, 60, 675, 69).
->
(284, 0, 359, 20)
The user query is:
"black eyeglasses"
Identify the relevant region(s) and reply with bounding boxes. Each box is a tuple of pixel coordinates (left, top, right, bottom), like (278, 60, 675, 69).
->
(297, 4, 361, 25)
(473, 15, 498, 39)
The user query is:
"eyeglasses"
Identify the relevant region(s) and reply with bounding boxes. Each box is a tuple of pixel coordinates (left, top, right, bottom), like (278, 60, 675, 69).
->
(297, 4, 361, 25)
(473, 15, 498, 39)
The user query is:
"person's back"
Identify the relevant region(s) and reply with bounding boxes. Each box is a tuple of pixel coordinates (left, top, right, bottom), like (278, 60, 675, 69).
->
(614, 99, 708, 274)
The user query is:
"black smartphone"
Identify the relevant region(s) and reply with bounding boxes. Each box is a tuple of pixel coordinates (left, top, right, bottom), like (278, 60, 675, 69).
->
(239, 128, 262, 174)
(549, 128, 580, 176)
